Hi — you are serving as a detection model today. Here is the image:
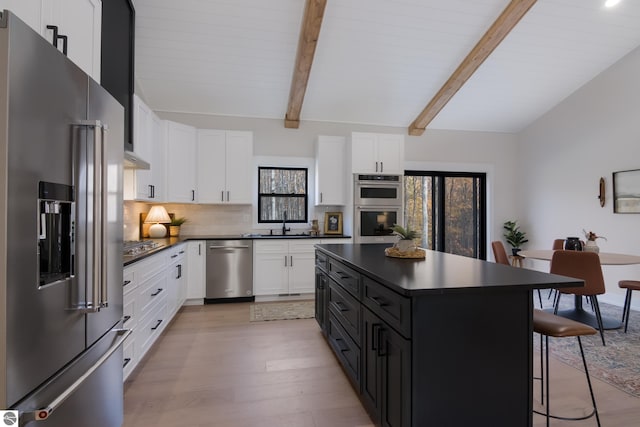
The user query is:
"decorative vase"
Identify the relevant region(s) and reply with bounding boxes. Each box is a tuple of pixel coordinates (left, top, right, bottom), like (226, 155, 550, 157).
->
(584, 240, 599, 253)
(395, 239, 416, 253)
(564, 237, 583, 251)
(169, 225, 180, 237)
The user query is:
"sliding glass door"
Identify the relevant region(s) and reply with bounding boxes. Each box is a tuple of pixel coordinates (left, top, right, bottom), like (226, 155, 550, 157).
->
(404, 171, 486, 259)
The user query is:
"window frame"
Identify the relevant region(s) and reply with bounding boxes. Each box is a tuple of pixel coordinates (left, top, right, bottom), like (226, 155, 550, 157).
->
(257, 166, 309, 224)
(404, 170, 487, 260)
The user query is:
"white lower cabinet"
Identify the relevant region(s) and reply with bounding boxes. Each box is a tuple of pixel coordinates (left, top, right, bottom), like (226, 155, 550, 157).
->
(186, 240, 206, 302)
(166, 243, 187, 318)
(253, 240, 316, 296)
(122, 244, 188, 381)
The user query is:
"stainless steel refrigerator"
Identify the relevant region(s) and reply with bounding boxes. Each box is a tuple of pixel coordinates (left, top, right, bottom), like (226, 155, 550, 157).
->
(0, 11, 129, 427)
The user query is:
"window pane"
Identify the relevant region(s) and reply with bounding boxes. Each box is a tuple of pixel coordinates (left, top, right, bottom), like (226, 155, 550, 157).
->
(259, 196, 306, 222)
(404, 176, 432, 249)
(443, 177, 477, 257)
(259, 168, 306, 194)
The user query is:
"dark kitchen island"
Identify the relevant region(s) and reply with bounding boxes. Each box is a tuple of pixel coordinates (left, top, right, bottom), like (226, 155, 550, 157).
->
(314, 244, 581, 427)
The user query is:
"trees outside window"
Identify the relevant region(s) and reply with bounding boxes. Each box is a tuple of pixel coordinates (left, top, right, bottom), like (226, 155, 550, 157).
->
(404, 171, 486, 259)
(258, 167, 308, 223)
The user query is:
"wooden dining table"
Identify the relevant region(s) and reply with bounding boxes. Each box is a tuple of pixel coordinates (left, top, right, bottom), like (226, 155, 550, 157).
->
(519, 249, 640, 329)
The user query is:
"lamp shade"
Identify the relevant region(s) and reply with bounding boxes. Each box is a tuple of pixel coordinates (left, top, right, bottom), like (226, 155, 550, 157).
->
(145, 206, 171, 224)
(145, 206, 171, 238)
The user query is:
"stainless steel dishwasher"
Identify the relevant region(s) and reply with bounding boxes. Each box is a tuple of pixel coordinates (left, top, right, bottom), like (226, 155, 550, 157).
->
(205, 240, 254, 303)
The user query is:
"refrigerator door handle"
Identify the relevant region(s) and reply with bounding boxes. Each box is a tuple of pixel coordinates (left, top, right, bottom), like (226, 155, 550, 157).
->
(19, 328, 132, 423)
(75, 121, 109, 313)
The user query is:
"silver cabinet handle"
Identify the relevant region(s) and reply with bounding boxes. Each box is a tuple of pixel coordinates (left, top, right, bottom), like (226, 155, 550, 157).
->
(380, 161, 383, 173)
(285, 256, 288, 267)
(209, 245, 250, 249)
(21, 328, 132, 423)
(226, 190, 230, 202)
(221, 190, 224, 202)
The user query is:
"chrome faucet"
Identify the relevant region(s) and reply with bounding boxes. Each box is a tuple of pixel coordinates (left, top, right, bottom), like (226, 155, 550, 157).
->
(282, 211, 290, 235)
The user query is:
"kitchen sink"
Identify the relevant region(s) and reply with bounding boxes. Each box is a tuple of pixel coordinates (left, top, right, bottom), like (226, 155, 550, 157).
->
(243, 232, 312, 238)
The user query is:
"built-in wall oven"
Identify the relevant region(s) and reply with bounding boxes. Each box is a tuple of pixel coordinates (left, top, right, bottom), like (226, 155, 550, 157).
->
(354, 174, 403, 243)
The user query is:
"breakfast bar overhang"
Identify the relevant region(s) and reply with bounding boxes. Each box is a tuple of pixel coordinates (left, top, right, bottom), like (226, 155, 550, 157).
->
(314, 244, 582, 427)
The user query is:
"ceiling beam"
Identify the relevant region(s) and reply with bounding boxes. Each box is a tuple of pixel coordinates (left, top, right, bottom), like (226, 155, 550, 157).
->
(285, 0, 327, 129)
(408, 0, 537, 136)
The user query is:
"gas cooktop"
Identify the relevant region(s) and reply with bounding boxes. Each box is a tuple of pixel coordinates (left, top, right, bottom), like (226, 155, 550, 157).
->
(123, 240, 164, 256)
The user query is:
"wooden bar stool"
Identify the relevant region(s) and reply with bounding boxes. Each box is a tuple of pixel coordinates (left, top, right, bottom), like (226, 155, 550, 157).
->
(533, 309, 601, 427)
(618, 280, 640, 333)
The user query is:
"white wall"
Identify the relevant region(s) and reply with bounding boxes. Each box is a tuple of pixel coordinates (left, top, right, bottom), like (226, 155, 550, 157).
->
(518, 45, 640, 308)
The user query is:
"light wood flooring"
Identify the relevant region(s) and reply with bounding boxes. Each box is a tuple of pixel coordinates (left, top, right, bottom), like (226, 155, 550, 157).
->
(123, 303, 640, 427)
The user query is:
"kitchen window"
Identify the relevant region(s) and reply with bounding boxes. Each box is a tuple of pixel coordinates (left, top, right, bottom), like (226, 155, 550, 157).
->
(258, 167, 308, 223)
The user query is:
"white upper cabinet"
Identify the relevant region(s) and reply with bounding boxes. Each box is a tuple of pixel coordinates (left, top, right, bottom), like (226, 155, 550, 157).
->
(0, 0, 102, 81)
(124, 96, 166, 202)
(197, 129, 253, 204)
(351, 132, 404, 175)
(315, 136, 346, 206)
(166, 121, 197, 203)
(50, 0, 101, 81)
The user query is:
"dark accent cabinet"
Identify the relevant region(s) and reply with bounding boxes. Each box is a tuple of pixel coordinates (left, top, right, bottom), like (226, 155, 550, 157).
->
(313, 244, 576, 427)
(362, 306, 411, 427)
(314, 251, 329, 332)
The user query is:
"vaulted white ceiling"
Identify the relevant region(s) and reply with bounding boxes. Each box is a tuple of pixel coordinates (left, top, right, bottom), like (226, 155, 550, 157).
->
(133, 0, 640, 133)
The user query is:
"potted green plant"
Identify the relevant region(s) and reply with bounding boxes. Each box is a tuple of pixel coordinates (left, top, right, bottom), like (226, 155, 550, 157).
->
(503, 220, 528, 256)
(169, 217, 187, 237)
(391, 224, 420, 252)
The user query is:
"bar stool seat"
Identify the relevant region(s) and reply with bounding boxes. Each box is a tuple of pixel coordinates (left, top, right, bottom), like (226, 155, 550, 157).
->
(618, 280, 640, 333)
(533, 309, 601, 427)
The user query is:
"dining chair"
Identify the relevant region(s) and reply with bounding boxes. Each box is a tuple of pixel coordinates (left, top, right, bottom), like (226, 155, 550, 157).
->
(550, 251, 606, 345)
(492, 240, 543, 307)
(618, 280, 640, 333)
(546, 240, 565, 301)
(491, 241, 510, 265)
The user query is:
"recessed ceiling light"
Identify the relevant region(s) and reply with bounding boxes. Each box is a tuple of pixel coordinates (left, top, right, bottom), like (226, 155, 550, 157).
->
(605, 0, 622, 7)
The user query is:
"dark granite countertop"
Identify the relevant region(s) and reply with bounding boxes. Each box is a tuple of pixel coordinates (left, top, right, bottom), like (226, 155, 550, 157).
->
(315, 243, 582, 296)
(123, 234, 351, 266)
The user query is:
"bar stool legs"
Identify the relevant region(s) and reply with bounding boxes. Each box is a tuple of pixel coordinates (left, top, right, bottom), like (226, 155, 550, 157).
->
(533, 309, 601, 427)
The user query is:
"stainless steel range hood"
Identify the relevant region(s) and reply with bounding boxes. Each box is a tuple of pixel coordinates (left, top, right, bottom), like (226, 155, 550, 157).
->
(124, 151, 150, 170)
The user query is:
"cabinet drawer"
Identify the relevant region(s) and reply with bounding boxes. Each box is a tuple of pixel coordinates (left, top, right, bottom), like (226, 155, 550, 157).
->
(138, 298, 167, 357)
(328, 280, 361, 344)
(328, 258, 361, 298)
(315, 251, 328, 271)
(327, 314, 361, 389)
(123, 267, 137, 295)
(288, 240, 315, 253)
(136, 251, 170, 283)
(363, 276, 411, 338)
(123, 295, 137, 330)
(123, 336, 136, 380)
(254, 240, 289, 253)
(138, 271, 167, 317)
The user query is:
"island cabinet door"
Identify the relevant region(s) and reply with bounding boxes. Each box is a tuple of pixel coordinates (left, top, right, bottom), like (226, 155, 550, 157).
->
(362, 307, 411, 427)
(315, 268, 328, 332)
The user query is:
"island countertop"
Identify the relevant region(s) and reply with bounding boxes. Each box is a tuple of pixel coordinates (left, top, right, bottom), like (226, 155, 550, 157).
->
(315, 243, 582, 295)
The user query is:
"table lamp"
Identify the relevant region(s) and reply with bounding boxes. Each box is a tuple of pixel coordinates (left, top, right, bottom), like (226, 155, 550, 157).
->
(145, 205, 171, 238)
